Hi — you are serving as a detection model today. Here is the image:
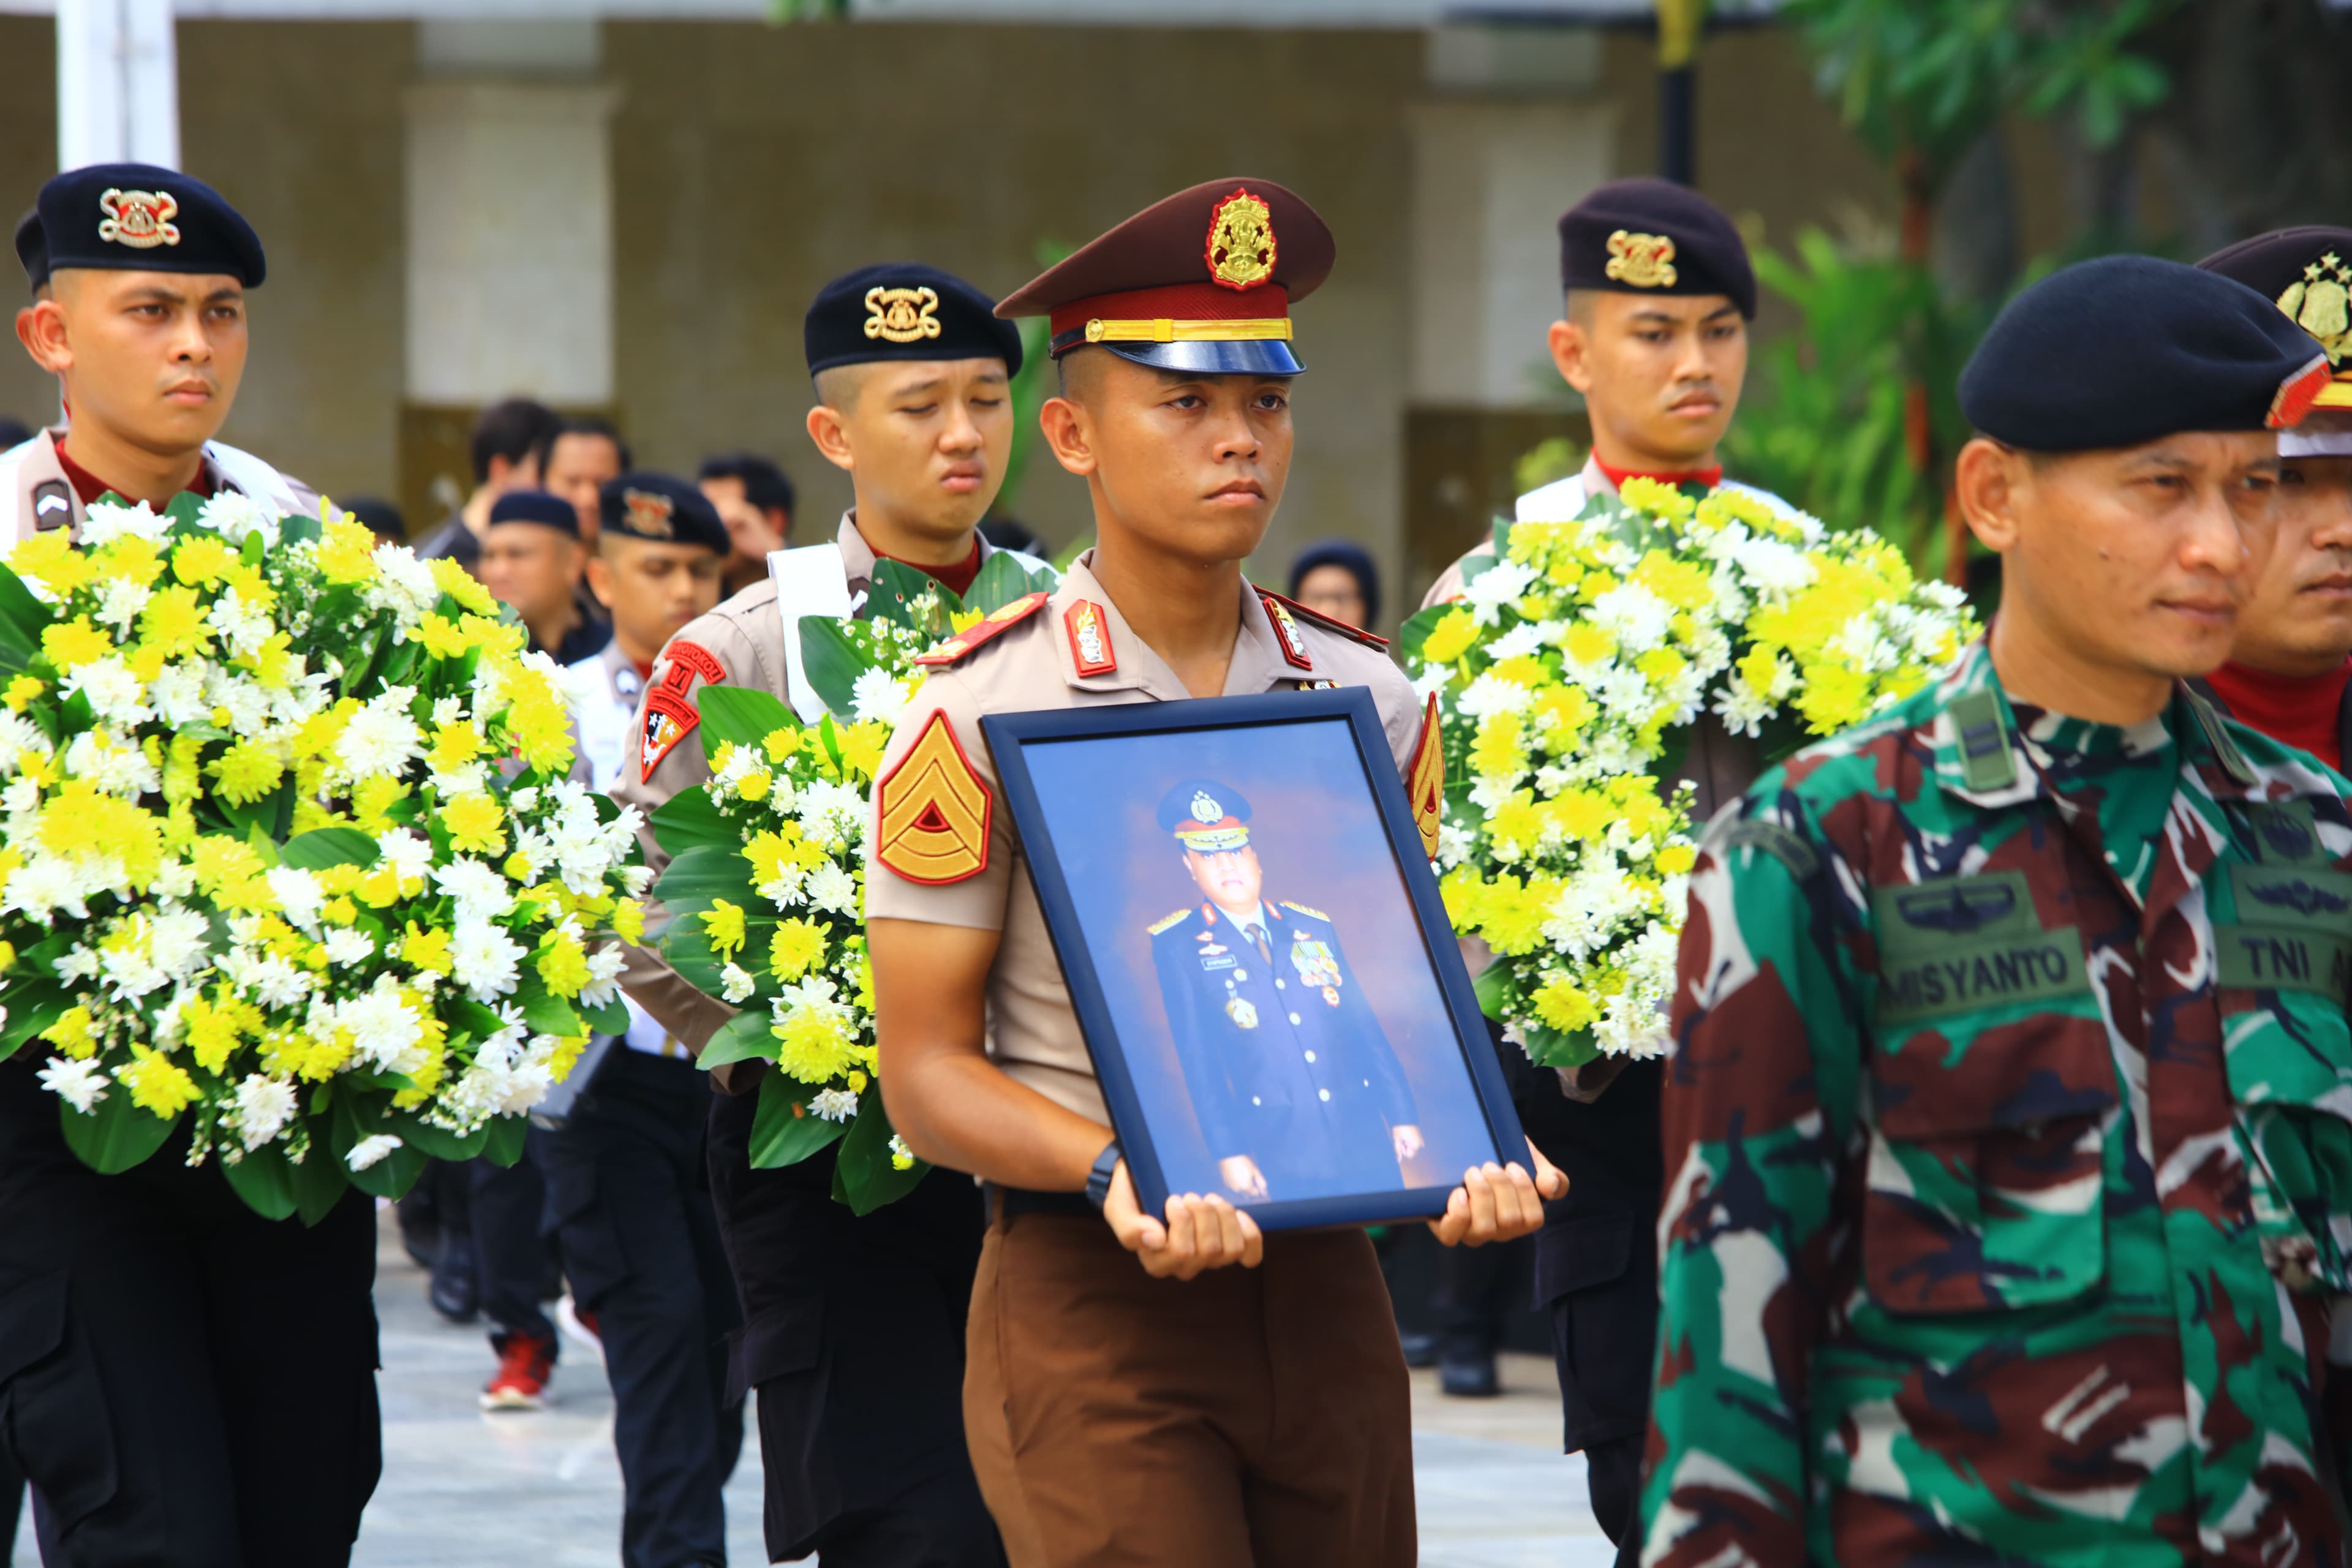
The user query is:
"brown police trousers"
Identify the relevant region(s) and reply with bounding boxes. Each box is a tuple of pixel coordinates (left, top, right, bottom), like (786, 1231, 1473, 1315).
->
(963, 1207, 1416, 1567)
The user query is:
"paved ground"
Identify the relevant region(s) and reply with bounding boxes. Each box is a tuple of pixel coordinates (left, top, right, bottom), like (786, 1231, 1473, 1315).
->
(13, 1208, 1612, 1566)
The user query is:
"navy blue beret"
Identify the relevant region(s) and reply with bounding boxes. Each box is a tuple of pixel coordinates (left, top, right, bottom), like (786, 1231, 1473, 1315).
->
(488, 490, 579, 538)
(1560, 178, 1755, 321)
(24, 164, 264, 288)
(1960, 255, 2331, 452)
(597, 473, 728, 556)
(12, 209, 43, 291)
(1157, 779, 1253, 850)
(805, 263, 1021, 379)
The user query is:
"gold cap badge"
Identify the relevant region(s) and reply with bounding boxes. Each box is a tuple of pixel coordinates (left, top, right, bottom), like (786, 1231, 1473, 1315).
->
(1605, 230, 1677, 290)
(865, 285, 943, 345)
(1205, 188, 1277, 293)
(97, 188, 180, 251)
(2278, 253, 2352, 368)
(622, 489, 675, 538)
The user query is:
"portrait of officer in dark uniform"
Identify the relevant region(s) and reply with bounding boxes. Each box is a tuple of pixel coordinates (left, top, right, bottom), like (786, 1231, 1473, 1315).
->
(1146, 778, 1423, 1201)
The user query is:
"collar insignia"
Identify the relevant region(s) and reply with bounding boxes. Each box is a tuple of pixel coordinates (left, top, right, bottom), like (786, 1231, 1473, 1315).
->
(1065, 600, 1117, 677)
(1258, 591, 1313, 671)
(1605, 230, 1676, 290)
(1205, 188, 1277, 293)
(865, 285, 943, 345)
(98, 188, 181, 250)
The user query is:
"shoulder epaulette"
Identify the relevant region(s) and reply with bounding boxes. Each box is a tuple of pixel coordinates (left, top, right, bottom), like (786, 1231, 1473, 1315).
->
(1254, 586, 1390, 651)
(1279, 900, 1331, 922)
(1147, 907, 1195, 936)
(911, 592, 1050, 668)
(1720, 819, 1820, 881)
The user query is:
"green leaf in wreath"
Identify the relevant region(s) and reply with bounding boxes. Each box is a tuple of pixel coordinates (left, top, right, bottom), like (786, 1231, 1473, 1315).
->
(797, 616, 871, 720)
(865, 558, 960, 634)
(578, 993, 630, 1037)
(0, 991, 70, 1064)
(698, 684, 797, 754)
(481, 1112, 530, 1167)
(649, 785, 739, 861)
(748, 1069, 851, 1169)
(220, 1139, 300, 1221)
(962, 549, 1039, 616)
(58, 1093, 178, 1175)
(514, 971, 584, 1039)
(1519, 1020, 1600, 1072)
(831, 1091, 927, 1215)
(651, 844, 761, 918)
(0, 559, 55, 658)
(386, 1108, 491, 1163)
(696, 1009, 777, 1071)
(289, 1131, 355, 1226)
(330, 1090, 429, 1200)
(280, 826, 380, 872)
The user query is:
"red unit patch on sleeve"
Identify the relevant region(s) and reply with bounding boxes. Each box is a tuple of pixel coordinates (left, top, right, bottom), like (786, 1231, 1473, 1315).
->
(639, 688, 701, 779)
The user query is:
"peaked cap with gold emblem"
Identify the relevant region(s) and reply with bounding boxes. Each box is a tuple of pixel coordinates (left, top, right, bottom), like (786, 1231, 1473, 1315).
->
(22, 162, 265, 287)
(1558, 176, 1754, 320)
(2199, 227, 2352, 415)
(997, 177, 1335, 375)
(804, 262, 1022, 378)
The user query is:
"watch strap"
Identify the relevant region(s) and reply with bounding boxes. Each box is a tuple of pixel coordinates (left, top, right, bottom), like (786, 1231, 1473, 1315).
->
(1084, 1139, 1123, 1211)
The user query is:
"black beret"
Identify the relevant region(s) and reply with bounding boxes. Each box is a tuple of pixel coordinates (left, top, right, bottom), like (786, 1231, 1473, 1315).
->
(12, 209, 43, 291)
(487, 490, 579, 538)
(1156, 779, 1253, 850)
(24, 164, 264, 288)
(2199, 227, 2352, 411)
(1559, 178, 1755, 320)
(597, 473, 729, 556)
(1960, 255, 2331, 452)
(805, 264, 1021, 379)
(998, 178, 1332, 375)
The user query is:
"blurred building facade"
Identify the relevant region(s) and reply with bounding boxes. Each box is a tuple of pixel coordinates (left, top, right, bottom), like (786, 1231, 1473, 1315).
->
(0, 2, 2097, 619)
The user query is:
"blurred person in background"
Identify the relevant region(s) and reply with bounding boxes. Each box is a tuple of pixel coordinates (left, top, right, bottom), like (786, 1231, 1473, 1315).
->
(571, 473, 729, 791)
(1287, 537, 1381, 631)
(479, 489, 609, 665)
(539, 415, 629, 545)
(697, 450, 794, 597)
(339, 494, 406, 546)
(414, 396, 560, 574)
(0, 415, 28, 451)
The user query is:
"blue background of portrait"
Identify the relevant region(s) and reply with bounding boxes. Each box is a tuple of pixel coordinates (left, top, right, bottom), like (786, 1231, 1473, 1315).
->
(1020, 715, 1500, 1206)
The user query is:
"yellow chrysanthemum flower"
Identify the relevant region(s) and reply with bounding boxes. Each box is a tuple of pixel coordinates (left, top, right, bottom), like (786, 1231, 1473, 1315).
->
(771, 1007, 857, 1084)
(42, 1006, 97, 1061)
(1655, 842, 1697, 876)
(120, 1049, 201, 1119)
(702, 899, 747, 961)
(399, 924, 455, 975)
(1531, 975, 1599, 1034)
(536, 932, 590, 998)
(137, 584, 211, 658)
(431, 557, 499, 616)
(4, 674, 43, 713)
(768, 918, 827, 981)
(611, 898, 646, 945)
(442, 793, 506, 854)
(314, 518, 381, 585)
(1418, 609, 1479, 666)
(40, 616, 113, 669)
(762, 728, 802, 763)
(9, 530, 91, 596)
(209, 739, 287, 806)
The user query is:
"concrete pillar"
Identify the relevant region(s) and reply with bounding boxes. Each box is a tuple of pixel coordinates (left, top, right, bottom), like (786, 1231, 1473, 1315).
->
(56, 0, 180, 172)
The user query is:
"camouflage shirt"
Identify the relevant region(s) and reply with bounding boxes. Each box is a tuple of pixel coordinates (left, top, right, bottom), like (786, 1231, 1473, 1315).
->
(1646, 639, 2352, 1567)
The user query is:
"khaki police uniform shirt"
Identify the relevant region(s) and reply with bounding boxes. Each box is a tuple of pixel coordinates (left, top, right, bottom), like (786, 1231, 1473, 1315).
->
(0, 426, 321, 542)
(610, 512, 1030, 1051)
(863, 552, 1426, 1128)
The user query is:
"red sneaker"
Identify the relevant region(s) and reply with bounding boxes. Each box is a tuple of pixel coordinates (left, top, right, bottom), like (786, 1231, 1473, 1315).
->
(479, 1331, 556, 1411)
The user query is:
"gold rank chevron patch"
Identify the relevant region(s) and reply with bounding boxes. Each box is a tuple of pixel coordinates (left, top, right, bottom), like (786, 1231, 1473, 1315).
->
(876, 711, 992, 885)
(1408, 691, 1444, 858)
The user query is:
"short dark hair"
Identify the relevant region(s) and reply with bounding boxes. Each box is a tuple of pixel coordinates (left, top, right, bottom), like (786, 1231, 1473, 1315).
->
(535, 415, 632, 477)
(469, 398, 561, 485)
(698, 451, 795, 518)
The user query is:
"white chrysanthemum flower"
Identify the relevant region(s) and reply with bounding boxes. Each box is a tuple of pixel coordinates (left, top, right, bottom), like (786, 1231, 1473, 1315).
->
(80, 498, 170, 548)
(53, 943, 99, 982)
(1483, 621, 1548, 662)
(336, 978, 428, 1074)
(60, 658, 151, 727)
(1711, 677, 1773, 740)
(796, 779, 867, 850)
(434, 857, 516, 921)
(508, 785, 541, 813)
(1455, 671, 1536, 721)
(368, 546, 440, 627)
(265, 865, 326, 930)
(850, 668, 913, 725)
(6, 854, 92, 919)
(93, 575, 153, 630)
(1461, 559, 1537, 627)
(805, 862, 859, 916)
(38, 1055, 108, 1113)
(146, 663, 211, 728)
(720, 963, 757, 1004)
(323, 927, 375, 967)
(233, 952, 315, 1010)
(619, 864, 656, 898)
(210, 589, 276, 657)
(1409, 662, 1453, 703)
(577, 946, 626, 1011)
(1588, 582, 1673, 654)
(346, 1133, 404, 1172)
(1731, 535, 1813, 597)
(61, 731, 159, 798)
(450, 919, 526, 1002)
(809, 1087, 859, 1123)
(379, 828, 434, 886)
(196, 491, 279, 546)
(233, 1074, 300, 1150)
(339, 688, 424, 778)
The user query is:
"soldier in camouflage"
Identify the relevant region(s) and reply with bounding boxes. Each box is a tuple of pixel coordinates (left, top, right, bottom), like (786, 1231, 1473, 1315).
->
(1645, 255, 2352, 1566)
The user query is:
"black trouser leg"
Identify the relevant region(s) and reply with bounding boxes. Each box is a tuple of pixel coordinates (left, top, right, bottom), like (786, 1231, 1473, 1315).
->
(1, 1444, 23, 1562)
(469, 1146, 554, 1350)
(545, 1051, 741, 1568)
(1583, 1431, 1645, 1567)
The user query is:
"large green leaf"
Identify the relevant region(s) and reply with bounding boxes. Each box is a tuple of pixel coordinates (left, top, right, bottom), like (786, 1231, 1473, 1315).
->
(58, 1093, 178, 1174)
(832, 1092, 927, 1214)
(0, 990, 69, 1064)
(696, 1009, 776, 1071)
(578, 993, 630, 1037)
(220, 1140, 300, 1221)
(0, 559, 53, 657)
(649, 785, 736, 861)
(652, 845, 760, 917)
(698, 685, 796, 755)
(797, 617, 871, 720)
(864, 560, 957, 635)
(330, 1090, 429, 1199)
(481, 1111, 530, 1167)
(388, 1107, 491, 1163)
(748, 1069, 850, 1169)
(289, 1133, 355, 1226)
(963, 549, 1039, 616)
(281, 826, 379, 871)
(514, 971, 584, 1039)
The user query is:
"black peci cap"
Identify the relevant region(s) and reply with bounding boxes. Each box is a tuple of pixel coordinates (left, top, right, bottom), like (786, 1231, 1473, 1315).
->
(805, 264, 1022, 379)
(1960, 255, 2331, 452)
(1559, 178, 1755, 320)
(597, 473, 728, 556)
(2198, 227, 2352, 412)
(487, 490, 579, 538)
(24, 164, 264, 288)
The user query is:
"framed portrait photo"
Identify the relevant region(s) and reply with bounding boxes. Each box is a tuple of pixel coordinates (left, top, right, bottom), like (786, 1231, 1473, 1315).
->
(982, 688, 1526, 1232)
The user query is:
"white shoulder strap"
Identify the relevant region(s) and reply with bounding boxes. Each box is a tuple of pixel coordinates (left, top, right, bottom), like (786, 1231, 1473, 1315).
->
(767, 543, 853, 724)
(203, 440, 314, 516)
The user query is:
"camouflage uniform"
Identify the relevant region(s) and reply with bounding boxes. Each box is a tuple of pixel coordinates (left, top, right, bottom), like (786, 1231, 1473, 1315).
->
(1646, 638, 2352, 1566)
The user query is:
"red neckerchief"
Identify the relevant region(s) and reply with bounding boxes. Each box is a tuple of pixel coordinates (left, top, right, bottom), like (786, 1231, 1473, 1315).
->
(2203, 658, 2352, 772)
(876, 536, 985, 598)
(1594, 456, 1723, 491)
(51, 433, 215, 508)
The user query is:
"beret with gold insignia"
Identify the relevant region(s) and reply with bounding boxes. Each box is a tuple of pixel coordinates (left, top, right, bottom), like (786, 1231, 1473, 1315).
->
(805, 263, 1022, 379)
(997, 178, 1334, 376)
(2199, 227, 2352, 415)
(23, 162, 265, 288)
(596, 472, 729, 556)
(1558, 176, 1754, 320)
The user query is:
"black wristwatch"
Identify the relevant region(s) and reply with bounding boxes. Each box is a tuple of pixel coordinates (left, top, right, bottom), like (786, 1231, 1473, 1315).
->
(1084, 1140, 1123, 1211)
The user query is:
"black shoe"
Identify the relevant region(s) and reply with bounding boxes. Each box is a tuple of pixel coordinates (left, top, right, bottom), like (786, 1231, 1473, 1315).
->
(1438, 1352, 1499, 1398)
(429, 1234, 478, 1324)
(1399, 1331, 1438, 1369)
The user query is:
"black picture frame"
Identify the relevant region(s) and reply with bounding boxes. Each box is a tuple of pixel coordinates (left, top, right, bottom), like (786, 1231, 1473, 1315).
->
(982, 688, 1527, 1232)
